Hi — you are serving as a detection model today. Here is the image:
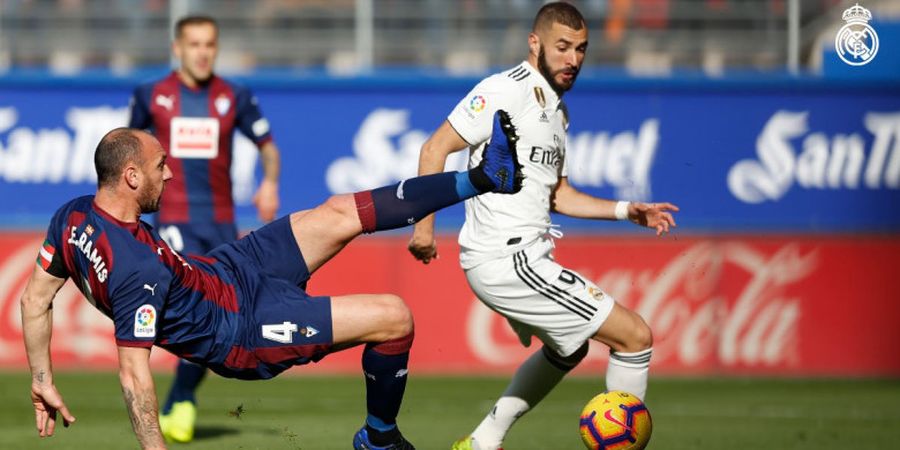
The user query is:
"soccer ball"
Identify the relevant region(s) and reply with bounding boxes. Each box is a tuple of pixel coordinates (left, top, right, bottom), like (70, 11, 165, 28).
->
(579, 390, 652, 450)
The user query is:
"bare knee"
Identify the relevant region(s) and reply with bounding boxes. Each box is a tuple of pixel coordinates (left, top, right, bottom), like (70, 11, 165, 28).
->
(627, 317, 653, 352)
(331, 293, 414, 346)
(289, 194, 360, 239)
(593, 306, 653, 353)
(319, 194, 361, 234)
(376, 294, 414, 339)
(363, 295, 414, 355)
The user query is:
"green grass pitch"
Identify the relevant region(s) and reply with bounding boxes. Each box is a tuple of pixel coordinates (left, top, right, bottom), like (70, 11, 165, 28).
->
(1, 371, 898, 449)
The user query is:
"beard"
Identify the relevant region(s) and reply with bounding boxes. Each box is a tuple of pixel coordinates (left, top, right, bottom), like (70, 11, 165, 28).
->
(537, 46, 579, 95)
(138, 185, 163, 214)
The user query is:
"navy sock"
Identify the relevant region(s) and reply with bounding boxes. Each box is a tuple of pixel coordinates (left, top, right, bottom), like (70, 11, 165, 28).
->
(162, 359, 206, 413)
(354, 171, 485, 233)
(361, 334, 413, 431)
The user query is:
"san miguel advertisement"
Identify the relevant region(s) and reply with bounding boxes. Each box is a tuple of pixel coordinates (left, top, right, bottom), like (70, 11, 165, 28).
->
(0, 77, 899, 375)
(0, 79, 898, 231)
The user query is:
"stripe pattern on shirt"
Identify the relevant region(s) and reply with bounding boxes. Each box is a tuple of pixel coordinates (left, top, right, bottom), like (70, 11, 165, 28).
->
(508, 65, 531, 82)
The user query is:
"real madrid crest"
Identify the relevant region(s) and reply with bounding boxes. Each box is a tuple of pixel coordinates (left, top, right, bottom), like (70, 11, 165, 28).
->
(587, 286, 605, 301)
(835, 3, 879, 66)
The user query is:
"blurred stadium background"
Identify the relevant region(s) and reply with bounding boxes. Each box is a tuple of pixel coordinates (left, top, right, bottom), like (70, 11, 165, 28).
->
(1, 1, 899, 449)
(2, 0, 899, 75)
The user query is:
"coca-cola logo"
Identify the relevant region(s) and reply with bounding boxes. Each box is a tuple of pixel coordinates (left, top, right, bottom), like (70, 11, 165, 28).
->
(465, 241, 817, 371)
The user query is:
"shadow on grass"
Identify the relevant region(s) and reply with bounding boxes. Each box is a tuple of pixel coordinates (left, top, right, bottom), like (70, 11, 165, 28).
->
(192, 425, 241, 440)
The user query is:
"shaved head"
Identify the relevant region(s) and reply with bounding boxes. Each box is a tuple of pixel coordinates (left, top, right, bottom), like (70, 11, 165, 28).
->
(532, 1, 585, 34)
(95, 128, 146, 189)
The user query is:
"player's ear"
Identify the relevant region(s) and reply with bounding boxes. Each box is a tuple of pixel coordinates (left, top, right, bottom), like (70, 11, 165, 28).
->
(528, 32, 541, 58)
(124, 164, 141, 190)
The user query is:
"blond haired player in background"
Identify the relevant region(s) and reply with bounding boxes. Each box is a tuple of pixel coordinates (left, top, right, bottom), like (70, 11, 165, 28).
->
(408, 3, 679, 449)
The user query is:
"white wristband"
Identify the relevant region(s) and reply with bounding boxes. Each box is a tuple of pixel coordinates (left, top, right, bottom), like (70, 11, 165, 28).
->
(614, 201, 630, 221)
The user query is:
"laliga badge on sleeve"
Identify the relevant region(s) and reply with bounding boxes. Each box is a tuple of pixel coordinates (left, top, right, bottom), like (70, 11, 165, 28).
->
(469, 95, 487, 114)
(835, 3, 879, 67)
(134, 304, 157, 338)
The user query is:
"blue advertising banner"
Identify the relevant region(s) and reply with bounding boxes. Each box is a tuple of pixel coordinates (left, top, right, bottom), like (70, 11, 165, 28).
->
(1, 76, 898, 232)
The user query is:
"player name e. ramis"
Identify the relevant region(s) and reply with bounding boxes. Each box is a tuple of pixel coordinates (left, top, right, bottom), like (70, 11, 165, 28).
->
(66, 226, 108, 283)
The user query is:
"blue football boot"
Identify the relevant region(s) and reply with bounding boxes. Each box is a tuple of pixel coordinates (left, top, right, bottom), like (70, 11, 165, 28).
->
(471, 109, 524, 194)
(353, 425, 416, 450)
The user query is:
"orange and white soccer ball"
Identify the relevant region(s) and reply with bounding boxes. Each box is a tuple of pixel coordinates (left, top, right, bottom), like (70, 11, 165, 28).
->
(579, 390, 652, 450)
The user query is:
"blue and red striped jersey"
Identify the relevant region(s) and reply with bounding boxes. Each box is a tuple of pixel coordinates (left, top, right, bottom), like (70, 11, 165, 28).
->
(39, 196, 242, 365)
(128, 72, 273, 224)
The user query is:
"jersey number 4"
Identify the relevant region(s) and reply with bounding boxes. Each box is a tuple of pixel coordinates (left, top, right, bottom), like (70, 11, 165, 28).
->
(261, 321, 298, 343)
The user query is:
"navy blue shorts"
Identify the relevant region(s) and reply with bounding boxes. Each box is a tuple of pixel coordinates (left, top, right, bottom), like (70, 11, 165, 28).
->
(207, 215, 334, 380)
(156, 221, 238, 255)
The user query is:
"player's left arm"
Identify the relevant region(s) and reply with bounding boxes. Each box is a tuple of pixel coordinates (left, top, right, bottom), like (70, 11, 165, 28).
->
(117, 345, 166, 450)
(21, 265, 76, 437)
(253, 140, 281, 223)
(551, 177, 679, 235)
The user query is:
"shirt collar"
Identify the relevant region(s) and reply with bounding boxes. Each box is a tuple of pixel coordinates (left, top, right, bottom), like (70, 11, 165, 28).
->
(92, 200, 140, 233)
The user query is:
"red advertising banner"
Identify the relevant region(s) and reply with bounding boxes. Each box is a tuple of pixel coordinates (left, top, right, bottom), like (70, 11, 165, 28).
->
(2, 232, 898, 376)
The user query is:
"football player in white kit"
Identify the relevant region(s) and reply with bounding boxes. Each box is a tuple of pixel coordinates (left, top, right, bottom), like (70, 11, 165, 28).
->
(408, 3, 679, 450)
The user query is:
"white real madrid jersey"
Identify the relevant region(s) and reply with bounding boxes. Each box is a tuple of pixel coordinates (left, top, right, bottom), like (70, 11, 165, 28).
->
(447, 61, 569, 269)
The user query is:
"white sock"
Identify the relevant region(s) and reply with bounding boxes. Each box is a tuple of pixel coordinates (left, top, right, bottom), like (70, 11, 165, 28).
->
(471, 348, 570, 449)
(469, 397, 528, 450)
(606, 348, 652, 401)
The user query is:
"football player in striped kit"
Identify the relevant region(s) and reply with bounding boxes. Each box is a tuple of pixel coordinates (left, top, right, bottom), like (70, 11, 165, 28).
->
(23, 121, 522, 450)
(128, 15, 281, 443)
(408, 3, 678, 450)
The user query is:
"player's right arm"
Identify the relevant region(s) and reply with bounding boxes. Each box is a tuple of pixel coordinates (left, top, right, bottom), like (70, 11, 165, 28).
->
(409, 74, 520, 264)
(408, 121, 470, 264)
(21, 265, 76, 438)
(108, 264, 167, 449)
(128, 85, 153, 130)
(118, 345, 166, 450)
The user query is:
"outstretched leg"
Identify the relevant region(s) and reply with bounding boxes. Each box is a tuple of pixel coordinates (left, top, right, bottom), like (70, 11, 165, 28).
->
(291, 109, 522, 274)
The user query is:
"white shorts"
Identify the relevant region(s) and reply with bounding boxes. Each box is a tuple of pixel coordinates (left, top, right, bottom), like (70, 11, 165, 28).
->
(463, 237, 615, 357)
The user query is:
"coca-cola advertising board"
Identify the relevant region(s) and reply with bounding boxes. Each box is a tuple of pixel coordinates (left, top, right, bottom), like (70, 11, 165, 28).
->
(1, 233, 898, 376)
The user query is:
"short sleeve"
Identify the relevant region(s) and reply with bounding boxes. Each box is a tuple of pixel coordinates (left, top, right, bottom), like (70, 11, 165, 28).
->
(37, 208, 69, 279)
(110, 268, 167, 348)
(234, 86, 273, 147)
(447, 75, 521, 147)
(128, 85, 152, 130)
